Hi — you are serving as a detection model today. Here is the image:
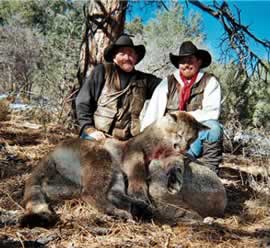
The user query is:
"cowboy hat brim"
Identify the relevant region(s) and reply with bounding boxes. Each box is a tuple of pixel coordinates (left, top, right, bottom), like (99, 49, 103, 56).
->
(104, 44, 146, 64)
(169, 49, 211, 68)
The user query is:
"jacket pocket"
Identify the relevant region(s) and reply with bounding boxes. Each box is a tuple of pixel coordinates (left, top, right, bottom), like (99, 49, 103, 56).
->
(94, 106, 117, 133)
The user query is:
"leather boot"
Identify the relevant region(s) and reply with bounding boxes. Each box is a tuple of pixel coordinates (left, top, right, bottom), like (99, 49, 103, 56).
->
(199, 140, 223, 173)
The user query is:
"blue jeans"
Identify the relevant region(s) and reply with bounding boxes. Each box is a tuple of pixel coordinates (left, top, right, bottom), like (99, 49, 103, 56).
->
(80, 132, 95, 141)
(187, 120, 223, 158)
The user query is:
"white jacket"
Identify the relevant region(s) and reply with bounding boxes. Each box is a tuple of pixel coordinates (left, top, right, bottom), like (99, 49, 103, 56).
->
(140, 70, 221, 131)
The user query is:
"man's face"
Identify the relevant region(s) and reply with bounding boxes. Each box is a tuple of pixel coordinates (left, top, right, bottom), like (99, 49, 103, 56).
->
(179, 55, 202, 79)
(113, 47, 138, 72)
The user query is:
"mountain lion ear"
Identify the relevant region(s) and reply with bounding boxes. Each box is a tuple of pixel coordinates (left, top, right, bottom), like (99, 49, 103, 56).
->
(197, 122, 210, 131)
(166, 112, 178, 123)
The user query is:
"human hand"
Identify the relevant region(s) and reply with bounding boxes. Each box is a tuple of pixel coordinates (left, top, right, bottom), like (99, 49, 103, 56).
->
(89, 130, 106, 140)
(84, 128, 106, 141)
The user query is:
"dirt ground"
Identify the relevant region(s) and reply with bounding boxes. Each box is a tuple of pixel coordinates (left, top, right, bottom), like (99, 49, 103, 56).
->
(0, 120, 270, 248)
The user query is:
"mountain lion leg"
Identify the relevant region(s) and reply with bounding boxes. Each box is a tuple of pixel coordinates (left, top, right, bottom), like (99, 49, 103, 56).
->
(20, 145, 81, 228)
(81, 148, 154, 221)
(107, 171, 154, 220)
(20, 158, 59, 227)
(122, 153, 151, 205)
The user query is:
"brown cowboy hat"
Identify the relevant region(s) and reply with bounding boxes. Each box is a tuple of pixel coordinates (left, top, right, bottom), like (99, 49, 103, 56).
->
(104, 34, 146, 64)
(169, 41, 212, 68)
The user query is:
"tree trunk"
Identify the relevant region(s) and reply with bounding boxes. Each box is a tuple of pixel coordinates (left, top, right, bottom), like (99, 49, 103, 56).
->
(77, 0, 127, 85)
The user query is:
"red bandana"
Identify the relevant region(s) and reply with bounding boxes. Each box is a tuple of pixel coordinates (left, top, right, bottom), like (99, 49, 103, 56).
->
(178, 71, 199, 111)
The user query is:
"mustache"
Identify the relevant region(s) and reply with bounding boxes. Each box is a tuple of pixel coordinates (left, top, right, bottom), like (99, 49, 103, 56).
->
(181, 65, 193, 70)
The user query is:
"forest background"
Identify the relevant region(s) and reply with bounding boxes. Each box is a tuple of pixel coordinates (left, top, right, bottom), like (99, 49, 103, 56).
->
(0, 0, 269, 131)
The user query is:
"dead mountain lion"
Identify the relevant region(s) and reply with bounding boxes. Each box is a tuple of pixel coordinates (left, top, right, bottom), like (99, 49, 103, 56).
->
(20, 111, 208, 227)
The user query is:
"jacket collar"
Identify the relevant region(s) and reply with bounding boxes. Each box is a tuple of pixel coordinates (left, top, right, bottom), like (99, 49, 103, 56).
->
(173, 70, 204, 86)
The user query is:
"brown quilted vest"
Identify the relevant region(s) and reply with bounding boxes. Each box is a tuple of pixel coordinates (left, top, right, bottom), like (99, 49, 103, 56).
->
(94, 64, 147, 140)
(166, 72, 213, 113)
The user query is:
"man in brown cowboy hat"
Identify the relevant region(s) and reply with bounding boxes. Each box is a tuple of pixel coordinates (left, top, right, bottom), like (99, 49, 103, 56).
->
(76, 34, 161, 141)
(141, 41, 223, 173)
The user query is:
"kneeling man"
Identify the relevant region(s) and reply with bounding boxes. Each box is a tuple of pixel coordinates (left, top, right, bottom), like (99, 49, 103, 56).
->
(141, 41, 223, 173)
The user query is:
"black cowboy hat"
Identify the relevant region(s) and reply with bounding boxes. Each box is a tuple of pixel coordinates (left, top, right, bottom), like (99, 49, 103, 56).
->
(169, 41, 212, 68)
(104, 34, 146, 64)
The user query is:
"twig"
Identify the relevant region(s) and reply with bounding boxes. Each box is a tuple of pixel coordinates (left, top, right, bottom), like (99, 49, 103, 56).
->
(16, 232, 25, 248)
(0, 189, 24, 210)
(164, 234, 171, 248)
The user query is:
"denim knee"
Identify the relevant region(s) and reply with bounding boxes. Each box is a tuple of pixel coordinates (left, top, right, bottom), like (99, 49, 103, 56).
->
(202, 120, 223, 143)
(80, 132, 95, 141)
(187, 120, 222, 158)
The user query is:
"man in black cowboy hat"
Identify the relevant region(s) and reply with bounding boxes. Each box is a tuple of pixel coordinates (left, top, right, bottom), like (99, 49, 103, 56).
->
(76, 34, 161, 141)
(141, 41, 223, 173)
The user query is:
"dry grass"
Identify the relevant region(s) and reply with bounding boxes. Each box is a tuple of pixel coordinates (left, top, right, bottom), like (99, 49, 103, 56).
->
(0, 98, 12, 121)
(0, 119, 270, 247)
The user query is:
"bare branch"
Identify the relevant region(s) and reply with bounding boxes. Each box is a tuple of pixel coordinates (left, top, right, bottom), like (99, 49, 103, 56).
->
(188, 0, 220, 17)
(160, 1, 169, 11)
(187, 0, 270, 79)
